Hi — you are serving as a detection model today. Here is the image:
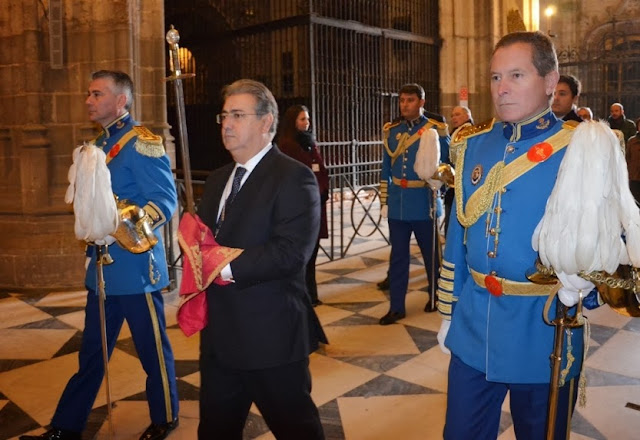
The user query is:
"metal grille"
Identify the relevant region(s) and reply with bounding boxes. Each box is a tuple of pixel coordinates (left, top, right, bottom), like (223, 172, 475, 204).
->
(165, 0, 441, 261)
(559, 23, 640, 120)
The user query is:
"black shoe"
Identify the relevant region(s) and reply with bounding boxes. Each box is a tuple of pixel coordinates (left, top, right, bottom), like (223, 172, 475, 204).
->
(379, 311, 406, 325)
(377, 276, 390, 290)
(139, 419, 179, 440)
(19, 428, 81, 440)
(424, 299, 438, 313)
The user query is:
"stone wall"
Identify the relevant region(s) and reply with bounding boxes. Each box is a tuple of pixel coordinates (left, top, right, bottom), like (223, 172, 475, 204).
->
(440, 0, 529, 124)
(0, 0, 170, 290)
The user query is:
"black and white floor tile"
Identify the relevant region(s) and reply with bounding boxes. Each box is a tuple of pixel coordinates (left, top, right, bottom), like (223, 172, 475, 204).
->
(2, 237, 640, 439)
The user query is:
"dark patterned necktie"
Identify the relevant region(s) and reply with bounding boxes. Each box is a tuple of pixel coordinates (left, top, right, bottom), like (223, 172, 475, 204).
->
(215, 166, 246, 235)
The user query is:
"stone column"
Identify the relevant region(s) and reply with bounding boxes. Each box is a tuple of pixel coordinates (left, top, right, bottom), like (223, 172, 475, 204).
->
(440, 0, 498, 123)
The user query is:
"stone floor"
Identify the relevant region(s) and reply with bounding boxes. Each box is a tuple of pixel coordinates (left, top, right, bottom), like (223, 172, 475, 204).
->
(2, 235, 640, 439)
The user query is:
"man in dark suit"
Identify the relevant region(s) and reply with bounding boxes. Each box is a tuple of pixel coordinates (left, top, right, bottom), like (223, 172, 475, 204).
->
(196, 79, 327, 439)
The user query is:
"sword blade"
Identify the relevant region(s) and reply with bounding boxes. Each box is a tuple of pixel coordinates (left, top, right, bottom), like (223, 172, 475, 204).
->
(165, 26, 196, 215)
(95, 245, 114, 439)
(171, 77, 195, 214)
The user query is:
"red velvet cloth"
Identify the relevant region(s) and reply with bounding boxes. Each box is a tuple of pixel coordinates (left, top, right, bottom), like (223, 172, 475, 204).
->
(176, 212, 242, 336)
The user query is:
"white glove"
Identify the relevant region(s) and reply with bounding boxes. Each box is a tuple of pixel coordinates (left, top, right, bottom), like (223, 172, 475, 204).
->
(95, 235, 116, 246)
(381, 205, 388, 219)
(556, 271, 595, 307)
(437, 319, 451, 355)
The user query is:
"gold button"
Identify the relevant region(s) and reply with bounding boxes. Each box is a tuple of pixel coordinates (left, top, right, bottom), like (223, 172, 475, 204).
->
(506, 146, 515, 153)
(490, 228, 496, 235)
(488, 251, 496, 258)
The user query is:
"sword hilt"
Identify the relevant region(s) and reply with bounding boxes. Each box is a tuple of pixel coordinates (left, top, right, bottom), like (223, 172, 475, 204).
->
(164, 25, 197, 82)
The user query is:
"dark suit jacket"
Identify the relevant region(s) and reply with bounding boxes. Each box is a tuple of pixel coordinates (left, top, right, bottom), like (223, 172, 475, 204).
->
(562, 109, 583, 123)
(197, 146, 327, 370)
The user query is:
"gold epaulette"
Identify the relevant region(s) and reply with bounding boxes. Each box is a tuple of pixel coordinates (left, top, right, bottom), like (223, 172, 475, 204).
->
(427, 118, 447, 131)
(453, 118, 495, 143)
(133, 126, 165, 158)
(562, 120, 580, 130)
(383, 121, 401, 132)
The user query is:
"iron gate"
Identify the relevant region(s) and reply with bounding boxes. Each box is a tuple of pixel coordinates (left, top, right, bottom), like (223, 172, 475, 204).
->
(558, 20, 640, 120)
(165, 0, 441, 263)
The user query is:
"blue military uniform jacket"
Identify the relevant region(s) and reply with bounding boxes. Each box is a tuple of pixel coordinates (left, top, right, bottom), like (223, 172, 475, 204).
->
(381, 114, 450, 221)
(437, 109, 592, 383)
(84, 112, 177, 295)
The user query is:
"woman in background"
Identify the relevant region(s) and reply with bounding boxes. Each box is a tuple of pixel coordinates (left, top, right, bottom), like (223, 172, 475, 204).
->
(277, 105, 329, 306)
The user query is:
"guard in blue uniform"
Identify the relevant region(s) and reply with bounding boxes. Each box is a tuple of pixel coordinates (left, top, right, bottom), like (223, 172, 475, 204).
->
(21, 71, 179, 440)
(379, 83, 450, 325)
(436, 32, 598, 440)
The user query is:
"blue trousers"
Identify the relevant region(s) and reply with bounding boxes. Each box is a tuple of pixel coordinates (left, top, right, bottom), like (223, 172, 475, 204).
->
(388, 218, 439, 313)
(444, 354, 577, 440)
(52, 290, 179, 433)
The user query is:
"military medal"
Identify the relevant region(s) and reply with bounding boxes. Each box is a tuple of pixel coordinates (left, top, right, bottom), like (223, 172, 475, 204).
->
(471, 164, 483, 185)
(535, 117, 550, 130)
(485, 275, 502, 296)
(527, 142, 552, 162)
(108, 144, 122, 159)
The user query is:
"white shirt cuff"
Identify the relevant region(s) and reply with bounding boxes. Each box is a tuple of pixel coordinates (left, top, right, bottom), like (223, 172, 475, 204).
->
(220, 263, 234, 283)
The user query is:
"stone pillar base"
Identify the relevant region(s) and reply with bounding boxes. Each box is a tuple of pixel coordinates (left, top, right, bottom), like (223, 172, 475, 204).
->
(0, 214, 85, 291)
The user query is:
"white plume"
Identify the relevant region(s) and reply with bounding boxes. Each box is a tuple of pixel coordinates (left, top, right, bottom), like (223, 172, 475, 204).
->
(414, 128, 440, 181)
(64, 146, 82, 204)
(613, 133, 640, 266)
(65, 143, 119, 242)
(536, 120, 640, 275)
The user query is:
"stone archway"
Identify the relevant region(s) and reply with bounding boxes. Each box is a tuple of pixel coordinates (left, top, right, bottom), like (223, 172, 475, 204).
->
(572, 7, 640, 119)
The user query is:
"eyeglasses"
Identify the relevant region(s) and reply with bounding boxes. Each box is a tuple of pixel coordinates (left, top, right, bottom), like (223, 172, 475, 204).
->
(216, 112, 264, 124)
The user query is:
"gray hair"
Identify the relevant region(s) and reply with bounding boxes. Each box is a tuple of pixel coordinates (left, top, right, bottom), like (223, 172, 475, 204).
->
(494, 31, 558, 77)
(577, 106, 593, 119)
(455, 106, 472, 119)
(222, 79, 279, 135)
(91, 70, 134, 111)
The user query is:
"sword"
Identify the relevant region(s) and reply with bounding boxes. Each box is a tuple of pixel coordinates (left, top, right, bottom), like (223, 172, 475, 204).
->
(165, 25, 196, 214)
(425, 187, 442, 312)
(543, 295, 584, 439)
(95, 244, 114, 439)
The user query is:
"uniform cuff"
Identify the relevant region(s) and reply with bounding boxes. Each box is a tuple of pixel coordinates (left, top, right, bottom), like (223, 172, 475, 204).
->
(379, 180, 388, 205)
(143, 201, 167, 229)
